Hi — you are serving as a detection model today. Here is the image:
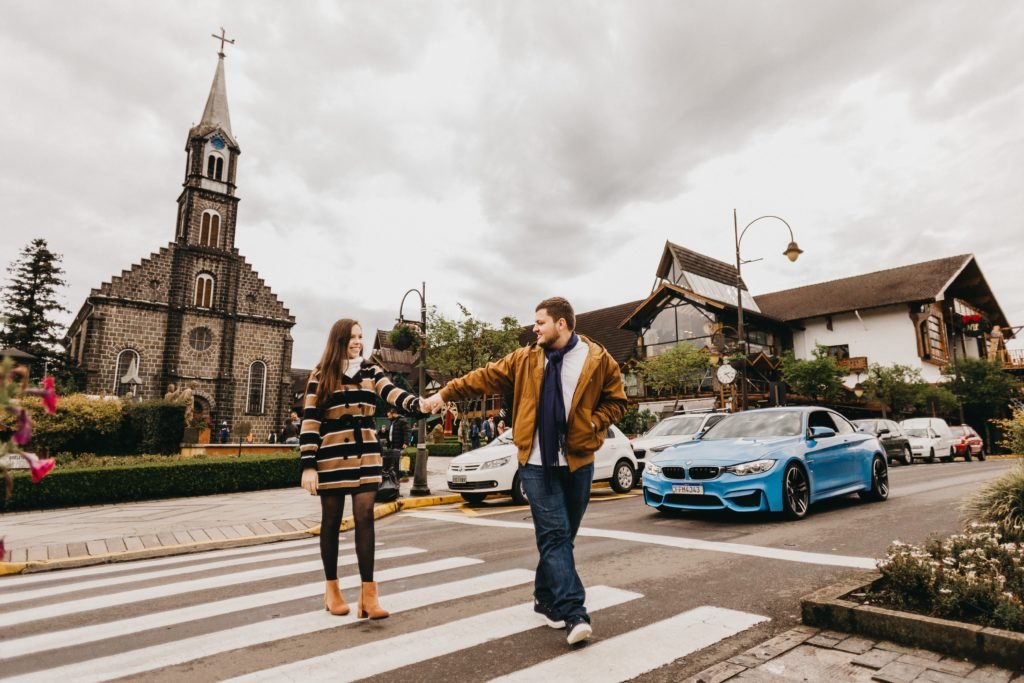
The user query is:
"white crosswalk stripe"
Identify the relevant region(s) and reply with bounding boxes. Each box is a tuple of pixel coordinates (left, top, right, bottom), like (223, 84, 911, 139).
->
(1, 533, 772, 682)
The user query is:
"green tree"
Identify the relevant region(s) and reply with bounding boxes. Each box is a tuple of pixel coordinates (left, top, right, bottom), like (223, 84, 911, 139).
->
(913, 383, 959, 417)
(944, 357, 1016, 446)
(779, 346, 845, 403)
(0, 239, 70, 375)
(862, 363, 926, 419)
(634, 343, 709, 395)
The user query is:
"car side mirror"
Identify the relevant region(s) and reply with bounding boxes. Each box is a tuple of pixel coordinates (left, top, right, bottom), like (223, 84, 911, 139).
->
(809, 426, 836, 439)
(877, 427, 890, 435)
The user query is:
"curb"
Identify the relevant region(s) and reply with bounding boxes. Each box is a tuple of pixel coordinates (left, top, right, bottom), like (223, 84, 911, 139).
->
(801, 573, 1024, 671)
(0, 493, 463, 576)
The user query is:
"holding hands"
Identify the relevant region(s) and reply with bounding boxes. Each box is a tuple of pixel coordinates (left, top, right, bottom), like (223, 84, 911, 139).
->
(420, 393, 445, 414)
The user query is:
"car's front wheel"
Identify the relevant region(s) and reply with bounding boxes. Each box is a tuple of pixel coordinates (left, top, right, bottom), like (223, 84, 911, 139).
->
(610, 459, 636, 493)
(511, 471, 529, 506)
(927, 448, 936, 463)
(461, 493, 487, 505)
(859, 456, 889, 502)
(902, 446, 913, 466)
(943, 447, 955, 463)
(781, 463, 809, 520)
(964, 448, 972, 462)
(978, 448, 986, 461)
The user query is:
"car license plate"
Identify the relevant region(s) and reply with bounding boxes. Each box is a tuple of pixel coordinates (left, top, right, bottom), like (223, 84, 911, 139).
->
(672, 484, 703, 495)
(452, 474, 467, 484)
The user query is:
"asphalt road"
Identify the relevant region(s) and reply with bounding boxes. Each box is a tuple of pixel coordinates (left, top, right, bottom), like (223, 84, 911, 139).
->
(0, 458, 1014, 682)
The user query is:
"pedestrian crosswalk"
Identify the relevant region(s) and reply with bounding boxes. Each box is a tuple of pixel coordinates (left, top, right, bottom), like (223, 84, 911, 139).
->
(0, 535, 770, 682)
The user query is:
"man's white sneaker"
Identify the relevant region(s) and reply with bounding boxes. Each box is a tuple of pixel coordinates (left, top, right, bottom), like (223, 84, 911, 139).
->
(565, 618, 592, 645)
(534, 601, 565, 629)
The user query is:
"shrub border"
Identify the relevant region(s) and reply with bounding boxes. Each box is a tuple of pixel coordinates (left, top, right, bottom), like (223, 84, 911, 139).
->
(801, 573, 1024, 670)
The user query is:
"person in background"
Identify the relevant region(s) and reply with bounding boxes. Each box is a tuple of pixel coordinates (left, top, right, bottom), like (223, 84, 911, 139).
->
(470, 417, 482, 450)
(300, 318, 423, 620)
(458, 416, 470, 452)
(281, 415, 300, 444)
(387, 409, 408, 451)
(496, 420, 506, 437)
(219, 421, 230, 444)
(421, 296, 627, 645)
(482, 415, 495, 442)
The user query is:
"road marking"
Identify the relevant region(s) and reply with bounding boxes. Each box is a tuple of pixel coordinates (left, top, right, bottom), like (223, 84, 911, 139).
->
(0, 546, 424, 628)
(1, 542, 340, 604)
(407, 511, 877, 569)
(0, 536, 323, 590)
(0, 557, 481, 661)
(227, 585, 642, 682)
(490, 605, 769, 682)
(7, 568, 536, 683)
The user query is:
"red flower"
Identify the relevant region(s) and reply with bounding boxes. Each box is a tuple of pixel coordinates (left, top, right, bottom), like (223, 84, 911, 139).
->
(30, 458, 55, 484)
(13, 409, 31, 446)
(41, 376, 58, 414)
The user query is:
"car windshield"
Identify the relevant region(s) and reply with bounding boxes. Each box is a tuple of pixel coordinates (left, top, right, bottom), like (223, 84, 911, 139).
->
(949, 426, 965, 436)
(904, 428, 930, 438)
(483, 431, 514, 447)
(644, 415, 706, 437)
(854, 420, 877, 432)
(701, 411, 802, 439)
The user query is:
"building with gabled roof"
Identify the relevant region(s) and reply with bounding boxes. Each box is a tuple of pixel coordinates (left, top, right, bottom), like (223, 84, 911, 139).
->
(65, 47, 295, 438)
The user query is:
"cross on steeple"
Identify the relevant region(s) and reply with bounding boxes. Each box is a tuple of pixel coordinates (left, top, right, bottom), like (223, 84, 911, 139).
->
(211, 27, 235, 57)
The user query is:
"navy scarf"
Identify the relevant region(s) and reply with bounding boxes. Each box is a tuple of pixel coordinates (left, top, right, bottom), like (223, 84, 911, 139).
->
(537, 333, 579, 471)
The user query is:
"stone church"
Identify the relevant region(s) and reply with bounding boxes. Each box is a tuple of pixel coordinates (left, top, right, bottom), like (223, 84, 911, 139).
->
(65, 45, 295, 439)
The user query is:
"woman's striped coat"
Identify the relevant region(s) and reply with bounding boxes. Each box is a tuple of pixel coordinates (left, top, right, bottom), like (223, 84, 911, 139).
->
(299, 362, 421, 494)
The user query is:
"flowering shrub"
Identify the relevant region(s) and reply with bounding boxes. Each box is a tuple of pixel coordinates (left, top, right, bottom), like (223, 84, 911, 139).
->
(961, 462, 1024, 542)
(992, 406, 1024, 457)
(870, 524, 1024, 632)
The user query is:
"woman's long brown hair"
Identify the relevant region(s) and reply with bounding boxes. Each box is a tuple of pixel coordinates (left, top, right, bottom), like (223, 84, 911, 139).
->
(313, 318, 359, 408)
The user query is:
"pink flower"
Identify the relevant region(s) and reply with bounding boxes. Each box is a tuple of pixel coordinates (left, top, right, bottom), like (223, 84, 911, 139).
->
(41, 376, 58, 415)
(30, 458, 55, 484)
(13, 409, 31, 446)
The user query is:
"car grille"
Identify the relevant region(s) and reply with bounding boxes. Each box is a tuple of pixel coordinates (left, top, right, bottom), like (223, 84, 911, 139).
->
(448, 480, 497, 490)
(449, 464, 480, 473)
(688, 466, 720, 480)
(661, 467, 687, 480)
(665, 493, 721, 507)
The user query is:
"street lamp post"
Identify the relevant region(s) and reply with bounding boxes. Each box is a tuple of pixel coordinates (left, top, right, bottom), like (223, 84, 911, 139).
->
(399, 282, 430, 496)
(734, 209, 803, 411)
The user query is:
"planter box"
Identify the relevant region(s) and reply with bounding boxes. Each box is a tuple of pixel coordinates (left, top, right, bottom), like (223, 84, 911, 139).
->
(801, 573, 1024, 670)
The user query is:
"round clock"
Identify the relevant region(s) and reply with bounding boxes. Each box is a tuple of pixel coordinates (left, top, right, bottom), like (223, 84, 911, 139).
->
(211, 136, 225, 150)
(716, 364, 737, 384)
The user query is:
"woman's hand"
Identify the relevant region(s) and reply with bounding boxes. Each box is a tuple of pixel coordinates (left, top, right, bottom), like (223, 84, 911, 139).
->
(301, 468, 318, 496)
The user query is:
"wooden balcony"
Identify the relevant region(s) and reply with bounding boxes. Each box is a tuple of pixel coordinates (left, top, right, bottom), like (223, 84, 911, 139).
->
(1007, 349, 1024, 369)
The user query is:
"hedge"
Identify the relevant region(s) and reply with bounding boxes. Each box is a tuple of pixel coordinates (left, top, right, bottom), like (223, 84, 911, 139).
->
(2, 454, 299, 511)
(24, 396, 185, 456)
(427, 443, 464, 457)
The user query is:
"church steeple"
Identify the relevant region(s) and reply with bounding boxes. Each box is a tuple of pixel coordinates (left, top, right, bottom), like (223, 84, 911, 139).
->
(175, 29, 241, 249)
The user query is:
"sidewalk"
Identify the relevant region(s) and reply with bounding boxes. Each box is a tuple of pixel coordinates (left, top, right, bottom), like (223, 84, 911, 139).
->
(1, 455, 461, 574)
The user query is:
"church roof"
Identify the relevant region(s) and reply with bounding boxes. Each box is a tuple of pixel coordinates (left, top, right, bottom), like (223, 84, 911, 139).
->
(190, 55, 236, 146)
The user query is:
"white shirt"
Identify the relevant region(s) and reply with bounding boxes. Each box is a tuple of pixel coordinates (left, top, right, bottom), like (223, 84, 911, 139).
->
(528, 340, 589, 467)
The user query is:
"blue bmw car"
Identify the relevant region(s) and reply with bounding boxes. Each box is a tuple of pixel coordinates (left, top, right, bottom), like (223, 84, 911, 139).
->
(642, 407, 888, 519)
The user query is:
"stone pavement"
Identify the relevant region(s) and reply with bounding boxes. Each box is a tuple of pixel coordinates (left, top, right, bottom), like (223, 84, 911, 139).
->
(0, 455, 460, 573)
(687, 625, 1022, 682)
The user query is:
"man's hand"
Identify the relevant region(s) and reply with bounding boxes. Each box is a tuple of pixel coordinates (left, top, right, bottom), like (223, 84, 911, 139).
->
(421, 393, 445, 414)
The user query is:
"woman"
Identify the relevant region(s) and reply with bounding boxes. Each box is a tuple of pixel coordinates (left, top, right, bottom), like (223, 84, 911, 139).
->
(300, 319, 422, 619)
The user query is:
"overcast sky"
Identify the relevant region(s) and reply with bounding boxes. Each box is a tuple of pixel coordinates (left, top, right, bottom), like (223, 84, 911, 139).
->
(2, 1, 1022, 367)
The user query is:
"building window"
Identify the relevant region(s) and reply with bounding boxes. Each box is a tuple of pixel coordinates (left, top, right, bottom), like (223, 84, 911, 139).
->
(113, 349, 141, 396)
(206, 154, 224, 180)
(200, 210, 221, 247)
(194, 273, 214, 308)
(247, 361, 267, 414)
(188, 327, 213, 351)
(920, 315, 947, 362)
(824, 345, 850, 361)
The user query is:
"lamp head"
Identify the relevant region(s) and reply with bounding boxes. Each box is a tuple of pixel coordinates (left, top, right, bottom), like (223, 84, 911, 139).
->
(783, 241, 803, 262)
(853, 382, 865, 399)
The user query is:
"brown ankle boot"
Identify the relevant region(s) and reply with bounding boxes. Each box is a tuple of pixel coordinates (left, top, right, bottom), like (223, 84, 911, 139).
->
(323, 579, 350, 616)
(358, 581, 389, 619)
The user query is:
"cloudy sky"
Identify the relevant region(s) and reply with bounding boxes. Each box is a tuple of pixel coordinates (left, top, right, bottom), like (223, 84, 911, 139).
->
(2, 1, 1022, 367)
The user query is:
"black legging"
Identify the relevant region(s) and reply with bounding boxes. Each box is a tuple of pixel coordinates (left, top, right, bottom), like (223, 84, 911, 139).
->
(319, 490, 377, 582)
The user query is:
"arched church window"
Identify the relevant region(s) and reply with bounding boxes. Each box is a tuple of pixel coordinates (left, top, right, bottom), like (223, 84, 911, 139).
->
(246, 361, 267, 414)
(194, 273, 215, 308)
(206, 153, 224, 181)
(113, 349, 141, 396)
(215, 157, 224, 180)
(207, 154, 216, 177)
(200, 210, 221, 247)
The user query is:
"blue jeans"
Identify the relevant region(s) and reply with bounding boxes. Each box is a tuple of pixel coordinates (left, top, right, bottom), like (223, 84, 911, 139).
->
(519, 463, 593, 623)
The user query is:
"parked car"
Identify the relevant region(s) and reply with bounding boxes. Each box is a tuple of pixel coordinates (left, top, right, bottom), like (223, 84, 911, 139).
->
(642, 407, 888, 520)
(899, 417, 958, 463)
(629, 412, 729, 476)
(852, 419, 914, 466)
(949, 424, 986, 461)
(446, 425, 639, 505)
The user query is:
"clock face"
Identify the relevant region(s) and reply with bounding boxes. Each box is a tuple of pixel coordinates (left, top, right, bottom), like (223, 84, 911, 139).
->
(210, 136, 225, 150)
(716, 364, 737, 384)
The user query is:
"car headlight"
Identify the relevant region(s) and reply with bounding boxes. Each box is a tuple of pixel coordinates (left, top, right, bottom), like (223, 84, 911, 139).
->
(645, 462, 662, 475)
(724, 459, 775, 476)
(480, 456, 511, 470)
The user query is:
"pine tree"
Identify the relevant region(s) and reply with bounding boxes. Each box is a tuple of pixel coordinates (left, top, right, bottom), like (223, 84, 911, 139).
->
(0, 239, 69, 367)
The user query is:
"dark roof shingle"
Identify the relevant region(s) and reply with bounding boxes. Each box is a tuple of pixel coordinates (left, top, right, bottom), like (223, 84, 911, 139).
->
(519, 300, 643, 366)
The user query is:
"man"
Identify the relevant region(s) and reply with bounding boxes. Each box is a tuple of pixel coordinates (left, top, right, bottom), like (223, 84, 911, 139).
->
(387, 409, 408, 450)
(281, 411, 301, 444)
(482, 415, 494, 442)
(422, 297, 627, 645)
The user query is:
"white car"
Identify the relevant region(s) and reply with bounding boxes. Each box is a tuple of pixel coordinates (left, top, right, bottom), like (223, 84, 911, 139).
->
(447, 425, 639, 505)
(899, 417, 957, 463)
(629, 412, 729, 473)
